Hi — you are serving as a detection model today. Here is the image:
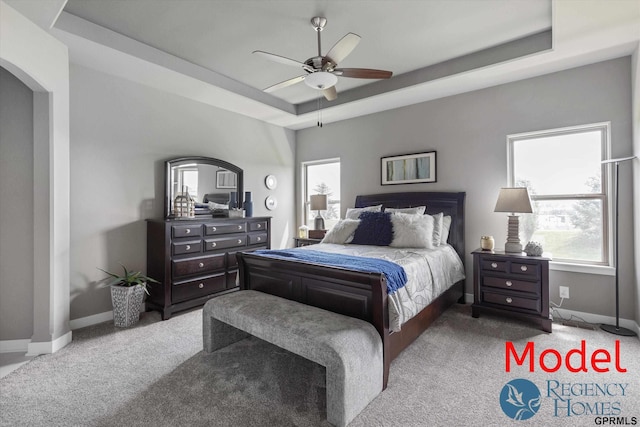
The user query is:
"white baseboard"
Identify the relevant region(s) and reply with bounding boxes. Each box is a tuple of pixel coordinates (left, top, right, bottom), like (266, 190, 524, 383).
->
(69, 310, 113, 330)
(553, 307, 640, 338)
(25, 331, 73, 356)
(0, 339, 31, 353)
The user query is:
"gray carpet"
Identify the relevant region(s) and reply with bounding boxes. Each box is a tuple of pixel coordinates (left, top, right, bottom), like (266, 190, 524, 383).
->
(1, 304, 639, 427)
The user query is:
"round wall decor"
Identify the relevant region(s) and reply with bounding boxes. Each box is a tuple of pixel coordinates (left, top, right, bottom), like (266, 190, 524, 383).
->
(265, 175, 277, 190)
(265, 196, 278, 210)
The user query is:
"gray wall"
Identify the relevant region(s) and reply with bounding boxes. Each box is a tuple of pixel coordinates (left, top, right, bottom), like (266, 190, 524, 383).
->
(296, 57, 635, 320)
(69, 64, 295, 320)
(0, 66, 34, 340)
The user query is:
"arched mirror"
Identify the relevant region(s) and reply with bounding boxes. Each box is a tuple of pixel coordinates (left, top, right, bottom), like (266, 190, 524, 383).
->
(165, 156, 243, 218)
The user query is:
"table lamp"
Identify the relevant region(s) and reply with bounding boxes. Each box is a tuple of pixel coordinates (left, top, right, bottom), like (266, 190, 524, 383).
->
(494, 187, 533, 253)
(310, 194, 328, 230)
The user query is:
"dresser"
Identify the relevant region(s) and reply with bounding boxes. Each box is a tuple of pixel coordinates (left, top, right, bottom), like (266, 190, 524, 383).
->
(146, 217, 270, 319)
(471, 249, 551, 332)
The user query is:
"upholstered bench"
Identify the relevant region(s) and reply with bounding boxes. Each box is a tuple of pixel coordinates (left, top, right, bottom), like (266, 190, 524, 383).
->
(203, 290, 383, 427)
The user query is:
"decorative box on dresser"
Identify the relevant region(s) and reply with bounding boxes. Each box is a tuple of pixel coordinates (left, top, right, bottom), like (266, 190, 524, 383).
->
(146, 217, 270, 319)
(472, 249, 552, 332)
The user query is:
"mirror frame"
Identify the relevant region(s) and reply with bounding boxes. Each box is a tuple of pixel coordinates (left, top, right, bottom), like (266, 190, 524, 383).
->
(164, 156, 243, 219)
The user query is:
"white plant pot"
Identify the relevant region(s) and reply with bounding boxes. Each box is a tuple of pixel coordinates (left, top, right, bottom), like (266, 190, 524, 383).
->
(110, 284, 145, 327)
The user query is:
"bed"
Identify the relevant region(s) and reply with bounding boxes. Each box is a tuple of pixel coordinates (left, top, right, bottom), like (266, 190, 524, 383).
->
(236, 191, 466, 389)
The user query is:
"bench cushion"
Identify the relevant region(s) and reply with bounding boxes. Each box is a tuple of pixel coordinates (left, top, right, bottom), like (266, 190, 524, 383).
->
(203, 290, 383, 427)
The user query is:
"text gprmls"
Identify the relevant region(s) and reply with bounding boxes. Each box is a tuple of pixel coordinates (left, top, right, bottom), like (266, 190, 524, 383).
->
(505, 340, 627, 373)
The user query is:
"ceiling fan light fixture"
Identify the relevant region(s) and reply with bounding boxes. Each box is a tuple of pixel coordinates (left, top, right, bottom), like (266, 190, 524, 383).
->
(304, 72, 338, 90)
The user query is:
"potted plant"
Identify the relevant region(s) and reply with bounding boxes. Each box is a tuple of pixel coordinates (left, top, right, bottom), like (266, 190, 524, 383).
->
(99, 265, 159, 327)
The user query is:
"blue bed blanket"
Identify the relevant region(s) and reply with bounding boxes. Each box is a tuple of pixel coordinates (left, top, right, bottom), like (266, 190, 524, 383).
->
(253, 249, 408, 295)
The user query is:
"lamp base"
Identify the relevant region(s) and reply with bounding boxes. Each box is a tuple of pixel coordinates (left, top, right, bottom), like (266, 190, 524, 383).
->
(504, 242, 523, 253)
(314, 216, 325, 230)
(600, 324, 637, 337)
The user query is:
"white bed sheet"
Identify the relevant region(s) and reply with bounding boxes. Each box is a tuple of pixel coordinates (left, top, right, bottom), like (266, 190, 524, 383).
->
(297, 243, 465, 332)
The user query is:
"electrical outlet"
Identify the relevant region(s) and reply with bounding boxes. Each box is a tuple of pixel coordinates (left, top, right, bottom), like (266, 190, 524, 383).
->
(559, 286, 570, 299)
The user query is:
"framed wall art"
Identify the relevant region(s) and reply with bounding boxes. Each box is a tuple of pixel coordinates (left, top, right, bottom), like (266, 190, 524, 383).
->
(381, 151, 437, 185)
(216, 170, 237, 189)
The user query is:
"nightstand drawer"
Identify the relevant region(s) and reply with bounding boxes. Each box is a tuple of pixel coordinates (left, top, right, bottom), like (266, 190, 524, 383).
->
(510, 262, 539, 278)
(481, 259, 508, 273)
(483, 276, 539, 293)
(483, 291, 540, 312)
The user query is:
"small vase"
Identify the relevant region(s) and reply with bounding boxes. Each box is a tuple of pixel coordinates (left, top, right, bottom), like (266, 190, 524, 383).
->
(480, 236, 495, 251)
(229, 191, 238, 209)
(243, 191, 253, 217)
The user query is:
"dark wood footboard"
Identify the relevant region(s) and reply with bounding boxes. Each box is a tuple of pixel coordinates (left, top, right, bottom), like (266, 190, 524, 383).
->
(237, 191, 466, 389)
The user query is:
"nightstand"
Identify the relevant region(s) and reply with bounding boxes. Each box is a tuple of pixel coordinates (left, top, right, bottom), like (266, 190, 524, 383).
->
(471, 249, 552, 332)
(294, 237, 322, 247)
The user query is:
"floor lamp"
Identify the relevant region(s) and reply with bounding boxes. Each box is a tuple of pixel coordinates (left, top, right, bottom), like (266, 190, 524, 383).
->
(600, 155, 637, 337)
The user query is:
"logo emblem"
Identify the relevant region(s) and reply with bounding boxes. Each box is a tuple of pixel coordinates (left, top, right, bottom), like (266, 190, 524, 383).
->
(500, 378, 541, 420)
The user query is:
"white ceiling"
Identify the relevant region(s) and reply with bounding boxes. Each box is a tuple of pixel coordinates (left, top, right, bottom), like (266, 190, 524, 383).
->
(5, 0, 639, 130)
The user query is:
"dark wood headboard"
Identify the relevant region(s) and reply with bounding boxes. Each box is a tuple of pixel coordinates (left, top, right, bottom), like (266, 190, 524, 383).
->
(355, 192, 466, 263)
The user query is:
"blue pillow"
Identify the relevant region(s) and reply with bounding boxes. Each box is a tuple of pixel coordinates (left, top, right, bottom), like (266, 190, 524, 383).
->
(351, 211, 393, 246)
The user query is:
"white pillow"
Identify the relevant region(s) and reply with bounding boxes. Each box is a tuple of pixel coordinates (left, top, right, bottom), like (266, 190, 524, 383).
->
(390, 213, 434, 248)
(321, 219, 361, 244)
(345, 204, 383, 220)
(440, 215, 452, 245)
(431, 212, 444, 247)
(385, 206, 426, 215)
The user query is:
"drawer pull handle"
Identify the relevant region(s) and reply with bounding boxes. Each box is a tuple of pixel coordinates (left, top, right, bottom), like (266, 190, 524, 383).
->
(506, 281, 512, 287)
(186, 229, 191, 234)
(506, 297, 513, 304)
(211, 242, 217, 248)
(238, 225, 242, 230)
(198, 283, 204, 289)
(257, 224, 262, 228)
(199, 262, 204, 268)
(521, 265, 528, 272)
(257, 237, 261, 241)
(238, 239, 243, 244)
(185, 245, 190, 250)
(491, 262, 497, 268)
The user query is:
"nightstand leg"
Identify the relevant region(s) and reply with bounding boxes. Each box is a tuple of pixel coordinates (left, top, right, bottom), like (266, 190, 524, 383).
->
(471, 305, 480, 318)
(541, 318, 552, 333)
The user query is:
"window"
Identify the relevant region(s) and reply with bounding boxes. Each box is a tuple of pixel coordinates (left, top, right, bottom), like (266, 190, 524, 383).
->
(303, 159, 341, 229)
(508, 123, 610, 266)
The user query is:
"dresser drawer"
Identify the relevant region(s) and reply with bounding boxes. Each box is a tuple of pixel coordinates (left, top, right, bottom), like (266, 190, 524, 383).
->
(172, 224, 202, 238)
(172, 254, 225, 278)
(482, 276, 539, 294)
(172, 274, 226, 303)
(248, 221, 267, 232)
(481, 259, 508, 273)
(204, 236, 246, 252)
(483, 291, 541, 312)
(510, 262, 540, 278)
(205, 223, 246, 235)
(172, 240, 202, 256)
(248, 232, 268, 245)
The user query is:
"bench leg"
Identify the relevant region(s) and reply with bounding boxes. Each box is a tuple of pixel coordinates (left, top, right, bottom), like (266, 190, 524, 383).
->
(203, 316, 249, 353)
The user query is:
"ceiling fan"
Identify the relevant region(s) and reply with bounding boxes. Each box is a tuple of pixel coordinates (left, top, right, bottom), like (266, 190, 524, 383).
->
(253, 17, 393, 101)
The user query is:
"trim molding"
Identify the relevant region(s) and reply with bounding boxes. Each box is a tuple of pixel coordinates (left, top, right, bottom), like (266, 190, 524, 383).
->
(69, 310, 113, 330)
(26, 331, 72, 356)
(0, 339, 31, 353)
(553, 307, 640, 339)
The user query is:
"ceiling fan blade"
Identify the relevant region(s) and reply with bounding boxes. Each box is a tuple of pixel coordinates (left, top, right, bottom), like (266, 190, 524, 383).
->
(333, 68, 393, 79)
(323, 86, 337, 101)
(253, 50, 307, 68)
(325, 33, 361, 64)
(263, 75, 306, 92)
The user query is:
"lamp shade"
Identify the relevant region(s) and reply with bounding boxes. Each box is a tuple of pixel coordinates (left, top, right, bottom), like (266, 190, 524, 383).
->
(494, 187, 533, 214)
(310, 194, 328, 211)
